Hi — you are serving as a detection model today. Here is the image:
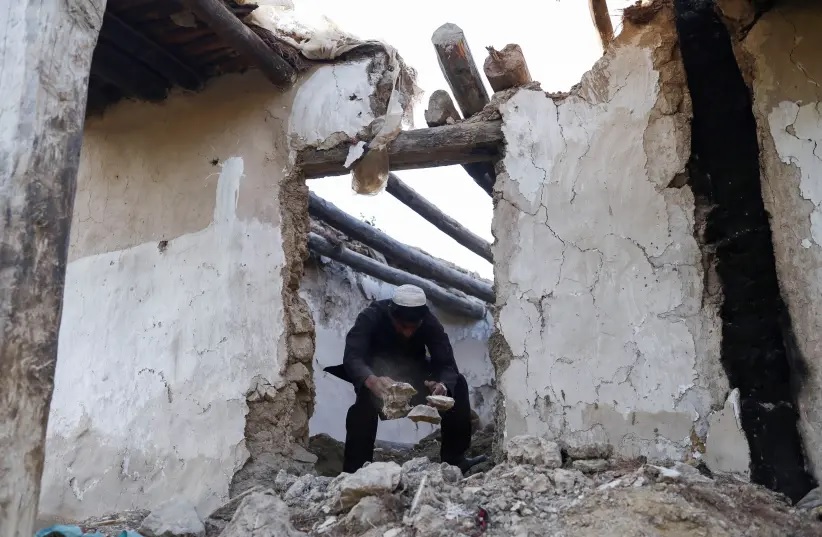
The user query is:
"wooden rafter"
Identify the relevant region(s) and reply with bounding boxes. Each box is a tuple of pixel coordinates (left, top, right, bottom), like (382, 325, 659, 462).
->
(589, 0, 615, 52)
(297, 120, 503, 180)
(308, 233, 486, 319)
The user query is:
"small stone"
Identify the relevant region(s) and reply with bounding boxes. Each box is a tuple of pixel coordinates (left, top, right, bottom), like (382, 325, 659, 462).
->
(506, 435, 563, 468)
(274, 469, 298, 493)
(344, 496, 394, 532)
(329, 461, 402, 512)
(219, 490, 305, 536)
(426, 395, 455, 411)
(797, 487, 822, 511)
(407, 404, 441, 424)
(138, 498, 204, 537)
(552, 469, 585, 494)
(382, 382, 417, 419)
(291, 444, 319, 464)
(572, 459, 609, 474)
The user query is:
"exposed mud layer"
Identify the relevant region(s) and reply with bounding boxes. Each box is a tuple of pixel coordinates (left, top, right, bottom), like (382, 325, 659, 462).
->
(674, 0, 815, 501)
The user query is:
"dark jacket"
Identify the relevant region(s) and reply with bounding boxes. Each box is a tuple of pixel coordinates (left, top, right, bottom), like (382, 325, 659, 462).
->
(342, 299, 460, 393)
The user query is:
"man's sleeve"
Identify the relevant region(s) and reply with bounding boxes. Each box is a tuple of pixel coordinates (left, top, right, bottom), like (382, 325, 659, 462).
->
(343, 307, 378, 389)
(425, 315, 460, 394)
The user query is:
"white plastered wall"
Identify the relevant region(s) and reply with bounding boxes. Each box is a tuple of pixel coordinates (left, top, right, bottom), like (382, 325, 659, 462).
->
(492, 13, 734, 462)
(301, 259, 495, 445)
(40, 56, 391, 521)
(739, 2, 822, 479)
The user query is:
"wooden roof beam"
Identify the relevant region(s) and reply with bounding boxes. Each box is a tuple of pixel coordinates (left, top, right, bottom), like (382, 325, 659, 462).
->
(308, 233, 486, 319)
(182, 0, 295, 87)
(91, 42, 170, 101)
(297, 120, 503, 179)
(100, 12, 204, 91)
(589, 0, 615, 53)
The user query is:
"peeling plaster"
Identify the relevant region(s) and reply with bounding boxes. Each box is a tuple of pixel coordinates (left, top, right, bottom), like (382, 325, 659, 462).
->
(492, 15, 726, 462)
(741, 2, 822, 480)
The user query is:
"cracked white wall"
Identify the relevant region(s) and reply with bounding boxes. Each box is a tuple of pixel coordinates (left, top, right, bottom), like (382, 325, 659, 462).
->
(40, 57, 389, 522)
(740, 2, 822, 478)
(301, 259, 496, 445)
(492, 15, 729, 462)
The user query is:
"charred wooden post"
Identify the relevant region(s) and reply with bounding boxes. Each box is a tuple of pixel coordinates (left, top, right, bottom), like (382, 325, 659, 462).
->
(385, 173, 492, 262)
(432, 23, 490, 119)
(100, 12, 204, 91)
(297, 120, 503, 179)
(182, 0, 295, 87)
(308, 193, 494, 302)
(0, 2, 105, 535)
(423, 91, 495, 196)
(589, 0, 615, 52)
(483, 44, 532, 92)
(308, 233, 486, 319)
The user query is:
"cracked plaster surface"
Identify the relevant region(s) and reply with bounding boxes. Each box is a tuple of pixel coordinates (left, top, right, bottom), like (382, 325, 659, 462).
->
(493, 22, 725, 462)
(740, 3, 822, 478)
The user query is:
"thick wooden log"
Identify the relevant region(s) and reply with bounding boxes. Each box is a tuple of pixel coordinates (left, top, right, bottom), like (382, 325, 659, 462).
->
(100, 12, 204, 91)
(483, 44, 532, 93)
(589, 0, 614, 52)
(0, 2, 105, 535)
(308, 193, 494, 302)
(297, 120, 503, 179)
(182, 0, 295, 87)
(385, 173, 492, 262)
(91, 41, 170, 101)
(308, 233, 486, 319)
(424, 91, 495, 196)
(432, 23, 490, 119)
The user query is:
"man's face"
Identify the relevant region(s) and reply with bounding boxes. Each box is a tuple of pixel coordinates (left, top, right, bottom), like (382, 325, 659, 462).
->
(391, 316, 422, 339)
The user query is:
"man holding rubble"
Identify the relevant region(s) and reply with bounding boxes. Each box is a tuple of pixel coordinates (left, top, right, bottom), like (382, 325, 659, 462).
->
(325, 284, 485, 474)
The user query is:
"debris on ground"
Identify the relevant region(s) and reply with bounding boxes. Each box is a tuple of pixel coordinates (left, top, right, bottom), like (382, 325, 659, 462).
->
(381, 383, 417, 419)
(65, 434, 822, 537)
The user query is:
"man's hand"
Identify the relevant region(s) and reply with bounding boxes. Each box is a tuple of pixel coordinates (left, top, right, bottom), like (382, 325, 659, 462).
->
(425, 380, 448, 396)
(364, 375, 395, 398)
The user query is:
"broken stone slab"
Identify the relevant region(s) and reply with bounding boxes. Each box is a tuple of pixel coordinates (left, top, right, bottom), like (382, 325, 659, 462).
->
(205, 486, 264, 536)
(382, 382, 417, 419)
(343, 496, 396, 533)
(138, 498, 205, 537)
(506, 435, 562, 468)
(561, 441, 613, 460)
(426, 395, 455, 411)
(407, 404, 441, 424)
(572, 459, 610, 474)
(219, 489, 305, 537)
(328, 461, 402, 512)
(796, 487, 822, 512)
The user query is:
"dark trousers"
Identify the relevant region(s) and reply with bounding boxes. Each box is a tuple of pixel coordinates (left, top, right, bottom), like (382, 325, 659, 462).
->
(343, 373, 473, 473)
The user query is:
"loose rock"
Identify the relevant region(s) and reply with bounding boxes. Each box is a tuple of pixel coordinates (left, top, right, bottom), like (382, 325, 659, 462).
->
(138, 498, 204, 537)
(407, 405, 441, 424)
(506, 435, 562, 468)
(382, 383, 417, 419)
(572, 459, 609, 474)
(328, 462, 402, 512)
(219, 490, 305, 537)
(425, 395, 454, 411)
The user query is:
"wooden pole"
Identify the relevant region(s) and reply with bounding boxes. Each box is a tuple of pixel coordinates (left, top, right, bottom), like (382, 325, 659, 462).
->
(589, 0, 614, 53)
(308, 233, 486, 319)
(385, 173, 492, 262)
(424, 91, 495, 196)
(0, 2, 105, 536)
(431, 23, 490, 119)
(182, 0, 295, 87)
(483, 44, 532, 93)
(100, 12, 204, 91)
(308, 193, 494, 303)
(297, 120, 503, 179)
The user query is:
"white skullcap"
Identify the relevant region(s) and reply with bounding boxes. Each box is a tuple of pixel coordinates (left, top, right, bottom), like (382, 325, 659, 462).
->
(392, 284, 427, 307)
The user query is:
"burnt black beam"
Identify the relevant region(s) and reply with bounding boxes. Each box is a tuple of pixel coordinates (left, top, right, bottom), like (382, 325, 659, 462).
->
(675, 0, 815, 502)
(91, 42, 170, 102)
(100, 12, 204, 91)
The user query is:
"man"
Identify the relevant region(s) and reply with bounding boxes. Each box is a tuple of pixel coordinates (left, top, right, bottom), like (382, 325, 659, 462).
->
(325, 284, 484, 473)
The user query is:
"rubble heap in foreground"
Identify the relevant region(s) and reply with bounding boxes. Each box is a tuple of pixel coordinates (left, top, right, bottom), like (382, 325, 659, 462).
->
(68, 435, 822, 537)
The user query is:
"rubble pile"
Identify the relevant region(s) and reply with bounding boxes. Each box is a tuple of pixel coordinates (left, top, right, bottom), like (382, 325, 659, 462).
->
(66, 435, 822, 537)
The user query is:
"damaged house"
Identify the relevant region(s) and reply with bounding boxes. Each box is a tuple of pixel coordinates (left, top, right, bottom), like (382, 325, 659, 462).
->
(3, 0, 822, 535)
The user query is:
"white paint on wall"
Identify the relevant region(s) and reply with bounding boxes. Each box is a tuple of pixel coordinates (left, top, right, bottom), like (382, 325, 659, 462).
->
(493, 36, 726, 462)
(289, 59, 378, 149)
(40, 158, 286, 520)
(303, 261, 495, 445)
